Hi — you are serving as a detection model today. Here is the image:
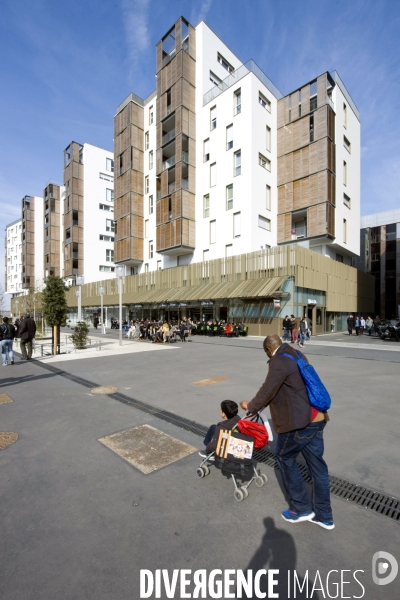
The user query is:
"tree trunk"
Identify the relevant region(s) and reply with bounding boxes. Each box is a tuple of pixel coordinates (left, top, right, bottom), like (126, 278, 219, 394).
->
(53, 325, 58, 355)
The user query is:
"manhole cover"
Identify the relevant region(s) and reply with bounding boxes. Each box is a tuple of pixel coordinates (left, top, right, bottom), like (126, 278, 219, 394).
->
(0, 394, 13, 405)
(0, 432, 19, 450)
(91, 386, 118, 394)
(193, 376, 228, 386)
(98, 424, 197, 474)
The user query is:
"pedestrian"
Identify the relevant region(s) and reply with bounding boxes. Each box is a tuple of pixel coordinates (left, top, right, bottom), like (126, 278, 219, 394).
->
(14, 317, 21, 338)
(347, 314, 354, 336)
(354, 316, 360, 336)
(93, 316, 99, 330)
(240, 334, 334, 530)
(373, 315, 381, 337)
(299, 316, 307, 348)
(0, 316, 16, 366)
(18, 312, 36, 360)
(282, 315, 291, 341)
(366, 316, 373, 336)
(290, 314, 297, 344)
(360, 316, 366, 335)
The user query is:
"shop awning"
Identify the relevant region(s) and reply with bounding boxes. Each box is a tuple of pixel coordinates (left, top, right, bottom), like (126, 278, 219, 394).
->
(124, 276, 287, 305)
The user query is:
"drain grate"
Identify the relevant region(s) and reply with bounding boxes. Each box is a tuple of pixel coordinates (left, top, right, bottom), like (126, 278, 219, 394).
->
(34, 360, 400, 523)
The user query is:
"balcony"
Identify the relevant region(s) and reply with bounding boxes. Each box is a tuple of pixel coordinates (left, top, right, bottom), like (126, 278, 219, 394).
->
(163, 155, 176, 170)
(162, 129, 175, 145)
(168, 182, 176, 194)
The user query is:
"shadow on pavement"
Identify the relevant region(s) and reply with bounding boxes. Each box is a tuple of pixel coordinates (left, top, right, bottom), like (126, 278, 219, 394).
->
(0, 372, 58, 388)
(241, 517, 320, 599)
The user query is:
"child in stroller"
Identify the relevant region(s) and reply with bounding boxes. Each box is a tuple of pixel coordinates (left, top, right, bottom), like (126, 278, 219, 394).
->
(197, 400, 270, 502)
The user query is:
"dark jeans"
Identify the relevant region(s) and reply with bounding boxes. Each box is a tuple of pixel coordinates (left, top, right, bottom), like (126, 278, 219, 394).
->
(203, 424, 217, 447)
(20, 339, 33, 359)
(348, 327, 353, 335)
(275, 421, 333, 522)
(283, 327, 290, 341)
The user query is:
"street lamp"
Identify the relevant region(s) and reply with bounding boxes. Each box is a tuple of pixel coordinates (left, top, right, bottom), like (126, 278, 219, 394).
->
(15, 299, 19, 318)
(76, 275, 84, 322)
(116, 265, 124, 347)
(99, 285, 106, 334)
(33, 295, 36, 321)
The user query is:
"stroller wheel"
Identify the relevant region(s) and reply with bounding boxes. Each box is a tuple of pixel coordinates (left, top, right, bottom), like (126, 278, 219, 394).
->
(261, 474, 268, 484)
(203, 466, 210, 476)
(196, 467, 205, 478)
(254, 476, 264, 487)
(234, 489, 244, 502)
(240, 486, 249, 498)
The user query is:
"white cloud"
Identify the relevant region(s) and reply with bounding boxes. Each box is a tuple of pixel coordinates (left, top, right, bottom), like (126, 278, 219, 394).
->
(121, 0, 151, 75)
(191, 0, 213, 26)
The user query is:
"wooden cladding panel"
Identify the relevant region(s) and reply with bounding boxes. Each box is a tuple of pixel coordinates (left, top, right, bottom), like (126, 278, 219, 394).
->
(291, 99, 299, 121)
(156, 148, 162, 174)
(115, 124, 144, 156)
(160, 170, 168, 198)
(315, 105, 328, 140)
(328, 140, 336, 174)
(328, 171, 336, 205)
(120, 148, 131, 176)
(278, 171, 335, 213)
(131, 215, 144, 239)
(117, 215, 131, 240)
(115, 170, 144, 199)
(156, 40, 163, 74)
(301, 84, 310, 119)
(327, 203, 335, 236)
(278, 139, 336, 185)
(131, 236, 143, 261)
(277, 98, 284, 129)
(283, 96, 290, 125)
(114, 102, 144, 137)
(328, 106, 335, 142)
(317, 74, 327, 109)
(277, 213, 292, 244)
(115, 193, 130, 219)
(182, 51, 195, 86)
(181, 218, 195, 247)
(181, 191, 195, 221)
(182, 79, 195, 112)
(188, 165, 195, 194)
(188, 23, 196, 59)
(308, 203, 329, 237)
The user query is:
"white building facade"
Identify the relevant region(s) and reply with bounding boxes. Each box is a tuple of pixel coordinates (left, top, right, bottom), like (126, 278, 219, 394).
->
(4, 218, 23, 297)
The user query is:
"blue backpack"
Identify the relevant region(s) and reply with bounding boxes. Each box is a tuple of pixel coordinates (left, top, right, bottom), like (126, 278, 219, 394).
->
(281, 350, 331, 411)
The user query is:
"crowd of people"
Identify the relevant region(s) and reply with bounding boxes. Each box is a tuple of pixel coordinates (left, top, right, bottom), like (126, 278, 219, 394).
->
(0, 313, 37, 365)
(104, 318, 249, 342)
(346, 315, 378, 336)
(282, 315, 312, 348)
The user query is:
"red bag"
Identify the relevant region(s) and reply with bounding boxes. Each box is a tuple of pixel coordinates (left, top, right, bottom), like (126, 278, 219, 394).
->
(236, 419, 269, 448)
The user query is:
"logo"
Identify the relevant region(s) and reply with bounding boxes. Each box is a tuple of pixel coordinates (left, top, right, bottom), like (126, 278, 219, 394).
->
(372, 551, 398, 586)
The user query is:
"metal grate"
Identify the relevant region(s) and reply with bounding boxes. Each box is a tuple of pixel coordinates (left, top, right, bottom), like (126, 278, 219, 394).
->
(35, 361, 400, 523)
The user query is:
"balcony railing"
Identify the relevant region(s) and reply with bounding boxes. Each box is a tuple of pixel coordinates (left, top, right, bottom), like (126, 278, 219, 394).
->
(162, 129, 175, 145)
(163, 155, 176, 170)
(182, 179, 188, 190)
(182, 151, 189, 163)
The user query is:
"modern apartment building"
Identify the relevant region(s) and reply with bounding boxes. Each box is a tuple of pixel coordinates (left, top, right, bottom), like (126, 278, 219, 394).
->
(355, 209, 400, 318)
(4, 218, 23, 297)
(21, 195, 44, 290)
(43, 180, 64, 279)
(114, 18, 360, 275)
(63, 142, 115, 285)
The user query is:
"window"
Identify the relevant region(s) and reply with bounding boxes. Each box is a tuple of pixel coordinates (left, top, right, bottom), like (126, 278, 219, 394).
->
(336, 253, 344, 263)
(233, 212, 241, 237)
(309, 115, 314, 142)
(258, 215, 271, 231)
(210, 220, 216, 244)
(99, 265, 115, 272)
(225, 244, 233, 258)
(343, 103, 347, 128)
(144, 263, 149, 273)
(168, 196, 172, 220)
(149, 240, 153, 259)
(234, 89, 241, 115)
(203, 138, 210, 162)
(310, 81, 317, 111)
(149, 195, 154, 214)
(106, 188, 114, 202)
(259, 153, 271, 171)
(234, 150, 241, 176)
(210, 106, 216, 130)
(203, 194, 210, 218)
(266, 185, 271, 210)
(203, 250, 209, 262)
(266, 126, 271, 152)
(145, 131, 149, 150)
(99, 203, 113, 212)
(226, 125, 233, 150)
(217, 52, 234, 73)
(157, 260, 162, 270)
(149, 106, 153, 125)
(100, 172, 113, 182)
(343, 193, 351, 209)
(99, 235, 114, 242)
(343, 219, 347, 243)
(106, 158, 114, 172)
(259, 92, 271, 112)
(209, 71, 222, 86)
(343, 135, 351, 153)
(226, 184, 233, 210)
(343, 161, 347, 186)
(149, 150, 153, 170)
(106, 249, 114, 262)
(145, 219, 149, 238)
(106, 219, 115, 232)
(145, 176, 149, 194)
(210, 163, 216, 187)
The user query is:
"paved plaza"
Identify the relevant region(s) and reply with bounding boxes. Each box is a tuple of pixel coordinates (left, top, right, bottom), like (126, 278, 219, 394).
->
(1, 330, 399, 599)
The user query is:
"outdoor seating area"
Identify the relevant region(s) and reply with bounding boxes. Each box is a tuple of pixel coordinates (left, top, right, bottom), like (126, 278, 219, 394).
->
(113, 319, 249, 343)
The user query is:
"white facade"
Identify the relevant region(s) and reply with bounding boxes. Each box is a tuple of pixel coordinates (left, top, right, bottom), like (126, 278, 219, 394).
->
(142, 96, 158, 273)
(4, 219, 23, 297)
(33, 195, 44, 285)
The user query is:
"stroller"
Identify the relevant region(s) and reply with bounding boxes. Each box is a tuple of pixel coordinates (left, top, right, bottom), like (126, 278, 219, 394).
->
(196, 413, 271, 502)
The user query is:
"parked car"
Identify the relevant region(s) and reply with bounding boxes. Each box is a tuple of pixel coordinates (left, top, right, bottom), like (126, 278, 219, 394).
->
(377, 320, 400, 341)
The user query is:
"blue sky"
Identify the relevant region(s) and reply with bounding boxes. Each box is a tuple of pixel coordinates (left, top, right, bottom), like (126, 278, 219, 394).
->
(1, 0, 399, 303)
